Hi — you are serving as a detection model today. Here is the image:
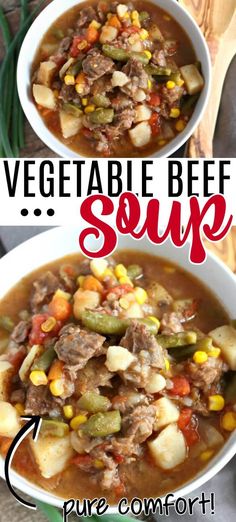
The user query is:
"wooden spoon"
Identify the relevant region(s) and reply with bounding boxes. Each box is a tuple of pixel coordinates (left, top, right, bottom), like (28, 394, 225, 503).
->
(179, 0, 236, 157)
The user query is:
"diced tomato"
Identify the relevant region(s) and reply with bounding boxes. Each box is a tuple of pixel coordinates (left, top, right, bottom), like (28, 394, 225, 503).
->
(149, 112, 161, 136)
(148, 93, 161, 107)
(122, 25, 140, 35)
(103, 284, 133, 300)
(8, 346, 27, 371)
(82, 128, 93, 139)
(178, 408, 192, 430)
(29, 314, 61, 346)
(114, 454, 124, 464)
(71, 454, 93, 470)
(169, 375, 191, 397)
(70, 36, 90, 57)
(183, 425, 199, 446)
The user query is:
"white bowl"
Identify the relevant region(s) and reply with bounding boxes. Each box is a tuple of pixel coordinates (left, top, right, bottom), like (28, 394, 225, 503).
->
(17, 0, 211, 158)
(0, 227, 235, 509)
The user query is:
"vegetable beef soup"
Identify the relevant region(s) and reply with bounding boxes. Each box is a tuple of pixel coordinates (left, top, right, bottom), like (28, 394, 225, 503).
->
(31, 1, 204, 157)
(0, 251, 235, 502)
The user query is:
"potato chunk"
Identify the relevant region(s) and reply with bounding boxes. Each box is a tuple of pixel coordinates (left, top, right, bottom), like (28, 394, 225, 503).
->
(111, 71, 129, 87)
(30, 435, 74, 478)
(129, 121, 151, 147)
(106, 345, 135, 372)
(32, 84, 56, 110)
(134, 104, 152, 123)
(100, 26, 118, 43)
(59, 110, 83, 139)
(0, 401, 21, 438)
(148, 423, 186, 470)
(0, 361, 13, 401)
(37, 61, 57, 87)
(145, 373, 166, 393)
(180, 64, 204, 95)
(153, 397, 179, 430)
(209, 325, 236, 370)
(73, 289, 101, 319)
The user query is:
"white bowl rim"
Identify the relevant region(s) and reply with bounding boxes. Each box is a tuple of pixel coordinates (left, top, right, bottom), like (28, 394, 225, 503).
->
(17, 0, 212, 159)
(0, 226, 235, 510)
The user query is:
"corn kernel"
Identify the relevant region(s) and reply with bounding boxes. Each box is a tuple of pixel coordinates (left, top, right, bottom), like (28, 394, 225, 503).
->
(82, 98, 88, 106)
(30, 370, 48, 386)
(75, 83, 84, 95)
(15, 403, 24, 415)
(41, 316, 57, 333)
(119, 297, 130, 310)
(84, 104, 95, 113)
(165, 358, 170, 371)
(193, 351, 208, 364)
(158, 139, 166, 146)
(134, 287, 147, 305)
(115, 264, 127, 278)
(147, 79, 152, 90)
(89, 19, 101, 29)
(221, 411, 236, 431)
(64, 75, 75, 86)
(144, 50, 152, 60)
(94, 459, 105, 469)
(54, 289, 71, 301)
(77, 39, 88, 50)
(49, 379, 64, 397)
(176, 78, 184, 87)
(208, 348, 221, 358)
(77, 275, 85, 287)
(90, 259, 108, 279)
(63, 405, 74, 419)
(147, 316, 160, 330)
(140, 29, 149, 40)
(70, 414, 87, 430)
(119, 276, 133, 287)
(166, 80, 176, 90)
(131, 10, 141, 27)
(170, 107, 180, 119)
(208, 394, 225, 411)
(102, 268, 115, 280)
(175, 119, 186, 132)
(200, 449, 214, 462)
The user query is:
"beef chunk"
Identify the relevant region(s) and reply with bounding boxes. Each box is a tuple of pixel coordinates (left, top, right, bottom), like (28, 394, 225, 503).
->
(10, 388, 26, 404)
(90, 445, 121, 490)
(185, 358, 225, 394)
(74, 357, 113, 395)
(25, 384, 62, 416)
(120, 322, 165, 387)
(31, 271, 60, 313)
(90, 75, 113, 96)
(11, 320, 31, 344)
(160, 312, 184, 334)
(57, 36, 72, 54)
(111, 94, 133, 111)
(77, 6, 97, 28)
(59, 265, 76, 293)
(59, 83, 89, 102)
(162, 85, 184, 107)
(122, 58, 149, 94)
(78, 259, 91, 275)
(54, 324, 105, 370)
(82, 49, 114, 80)
(152, 49, 167, 67)
(110, 405, 156, 458)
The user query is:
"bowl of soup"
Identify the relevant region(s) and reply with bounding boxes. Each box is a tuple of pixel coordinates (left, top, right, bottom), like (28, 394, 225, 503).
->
(0, 228, 235, 509)
(17, 0, 211, 158)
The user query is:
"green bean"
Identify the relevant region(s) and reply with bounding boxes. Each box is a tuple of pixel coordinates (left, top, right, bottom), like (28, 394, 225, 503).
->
(157, 331, 197, 349)
(67, 60, 82, 76)
(0, 315, 14, 332)
(63, 103, 83, 117)
(88, 108, 114, 125)
(181, 94, 199, 115)
(102, 45, 150, 64)
(139, 11, 150, 23)
(77, 392, 111, 413)
(225, 373, 236, 404)
(81, 411, 121, 437)
(169, 336, 212, 361)
(145, 64, 172, 76)
(81, 311, 159, 336)
(31, 345, 56, 371)
(127, 264, 143, 280)
(91, 94, 111, 108)
(40, 419, 69, 438)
